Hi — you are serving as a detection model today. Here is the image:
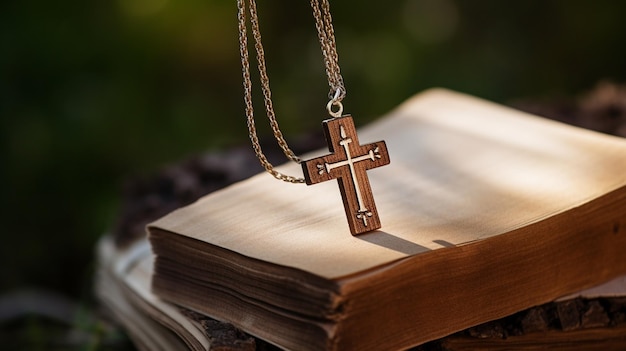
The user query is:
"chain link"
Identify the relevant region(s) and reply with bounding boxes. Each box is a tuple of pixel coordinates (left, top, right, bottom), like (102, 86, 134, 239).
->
(310, 0, 346, 102)
(238, 0, 304, 183)
(237, 0, 345, 183)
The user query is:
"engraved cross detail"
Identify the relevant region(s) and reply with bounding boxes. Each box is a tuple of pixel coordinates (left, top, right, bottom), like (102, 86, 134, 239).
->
(302, 115, 390, 235)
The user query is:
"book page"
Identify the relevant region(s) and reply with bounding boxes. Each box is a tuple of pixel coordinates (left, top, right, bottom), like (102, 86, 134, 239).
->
(150, 89, 626, 279)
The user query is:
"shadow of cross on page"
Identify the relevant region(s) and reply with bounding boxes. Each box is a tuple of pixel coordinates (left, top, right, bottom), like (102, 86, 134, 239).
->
(302, 115, 390, 235)
(357, 231, 432, 256)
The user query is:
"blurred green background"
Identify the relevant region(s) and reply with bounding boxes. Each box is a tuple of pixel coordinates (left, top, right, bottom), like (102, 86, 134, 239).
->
(1, 0, 626, 348)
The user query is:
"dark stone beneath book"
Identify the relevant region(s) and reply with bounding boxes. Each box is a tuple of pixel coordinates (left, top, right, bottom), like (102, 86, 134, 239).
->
(112, 83, 626, 350)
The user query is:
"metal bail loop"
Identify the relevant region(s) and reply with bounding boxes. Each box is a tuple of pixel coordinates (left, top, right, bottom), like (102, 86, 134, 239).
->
(327, 88, 344, 118)
(327, 99, 343, 118)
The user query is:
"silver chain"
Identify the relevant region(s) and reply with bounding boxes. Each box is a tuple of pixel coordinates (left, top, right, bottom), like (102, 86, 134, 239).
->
(237, 0, 346, 183)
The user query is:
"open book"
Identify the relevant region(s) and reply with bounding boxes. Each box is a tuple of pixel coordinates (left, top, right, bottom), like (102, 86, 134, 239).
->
(147, 89, 626, 351)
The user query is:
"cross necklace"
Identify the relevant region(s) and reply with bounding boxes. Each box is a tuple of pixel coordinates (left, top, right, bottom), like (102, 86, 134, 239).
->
(237, 0, 390, 235)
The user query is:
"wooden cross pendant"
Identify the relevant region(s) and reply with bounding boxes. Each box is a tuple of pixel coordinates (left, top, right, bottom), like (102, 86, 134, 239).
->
(302, 115, 390, 235)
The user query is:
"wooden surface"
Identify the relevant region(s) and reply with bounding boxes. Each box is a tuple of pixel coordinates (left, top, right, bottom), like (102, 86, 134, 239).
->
(440, 324, 626, 351)
(301, 115, 390, 235)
